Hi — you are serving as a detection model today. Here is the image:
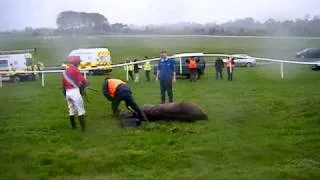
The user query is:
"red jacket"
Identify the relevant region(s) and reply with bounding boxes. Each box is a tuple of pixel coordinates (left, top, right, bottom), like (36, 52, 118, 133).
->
(62, 64, 86, 90)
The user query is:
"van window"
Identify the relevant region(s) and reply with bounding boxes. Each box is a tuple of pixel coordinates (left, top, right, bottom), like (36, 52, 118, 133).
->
(100, 56, 110, 62)
(26, 58, 33, 66)
(0, 60, 8, 67)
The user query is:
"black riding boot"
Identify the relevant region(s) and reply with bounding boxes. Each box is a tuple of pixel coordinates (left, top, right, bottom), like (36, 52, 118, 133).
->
(69, 116, 76, 129)
(78, 115, 86, 132)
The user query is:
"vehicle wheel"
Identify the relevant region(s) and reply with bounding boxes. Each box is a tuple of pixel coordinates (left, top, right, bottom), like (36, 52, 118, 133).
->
(12, 76, 20, 83)
(246, 63, 253, 67)
(301, 55, 305, 59)
(88, 71, 94, 75)
(29, 74, 36, 81)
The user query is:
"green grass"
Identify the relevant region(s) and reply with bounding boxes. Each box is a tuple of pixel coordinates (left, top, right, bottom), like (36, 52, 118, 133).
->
(1, 36, 320, 180)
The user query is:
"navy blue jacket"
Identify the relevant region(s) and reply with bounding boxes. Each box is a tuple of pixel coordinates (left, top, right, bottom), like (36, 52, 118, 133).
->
(157, 58, 176, 80)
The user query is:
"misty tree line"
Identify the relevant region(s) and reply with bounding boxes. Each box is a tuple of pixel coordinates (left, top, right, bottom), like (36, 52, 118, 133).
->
(143, 16, 320, 37)
(56, 11, 129, 34)
(2, 11, 320, 37)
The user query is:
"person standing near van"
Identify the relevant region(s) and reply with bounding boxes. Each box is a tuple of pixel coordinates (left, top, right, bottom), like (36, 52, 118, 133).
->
(156, 51, 176, 104)
(225, 57, 235, 81)
(133, 59, 140, 83)
(215, 58, 224, 80)
(36, 61, 44, 80)
(8, 64, 15, 76)
(128, 60, 134, 81)
(186, 57, 199, 81)
(143, 60, 151, 82)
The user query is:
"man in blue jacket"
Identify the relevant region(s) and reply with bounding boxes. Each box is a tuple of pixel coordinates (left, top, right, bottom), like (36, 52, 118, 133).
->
(156, 51, 176, 104)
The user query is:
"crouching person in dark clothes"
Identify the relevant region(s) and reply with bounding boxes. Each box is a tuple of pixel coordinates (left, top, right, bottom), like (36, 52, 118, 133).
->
(102, 77, 148, 125)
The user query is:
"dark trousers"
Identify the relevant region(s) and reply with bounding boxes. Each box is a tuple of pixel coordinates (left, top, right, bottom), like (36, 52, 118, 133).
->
(128, 71, 134, 81)
(227, 67, 233, 81)
(160, 79, 173, 104)
(145, 71, 150, 81)
(112, 90, 145, 120)
(189, 68, 197, 81)
(216, 69, 223, 80)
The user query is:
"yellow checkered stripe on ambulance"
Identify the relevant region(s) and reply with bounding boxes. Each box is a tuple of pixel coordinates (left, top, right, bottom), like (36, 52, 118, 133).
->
(97, 51, 110, 57)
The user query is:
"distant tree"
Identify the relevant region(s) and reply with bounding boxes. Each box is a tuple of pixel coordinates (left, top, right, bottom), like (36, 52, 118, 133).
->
(56, 11, 110, 34)
(111, 23, 129, 33)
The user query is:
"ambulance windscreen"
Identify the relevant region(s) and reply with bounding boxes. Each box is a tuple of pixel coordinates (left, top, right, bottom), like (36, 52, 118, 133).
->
(100, 56, 110, 62)
(0, 60, 8, 67)
(26, 58, 33, 66)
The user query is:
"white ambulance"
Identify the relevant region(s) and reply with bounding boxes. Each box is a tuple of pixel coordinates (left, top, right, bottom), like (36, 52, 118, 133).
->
(64, 48, 112, 75)
(0, 49, 40, 82)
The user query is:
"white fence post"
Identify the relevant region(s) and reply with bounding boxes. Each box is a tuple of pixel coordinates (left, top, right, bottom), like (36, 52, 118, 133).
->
(0, 74, 2, 88)
(41, 72, 45, 87)
(84, 71, 87, 79)
(179, 57, 182, 74)
(280, 63, 284, 79)
(126, 64, 129, 81)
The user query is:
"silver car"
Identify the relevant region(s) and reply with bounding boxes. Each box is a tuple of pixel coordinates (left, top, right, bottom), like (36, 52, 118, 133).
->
(223, 54, 256, 67)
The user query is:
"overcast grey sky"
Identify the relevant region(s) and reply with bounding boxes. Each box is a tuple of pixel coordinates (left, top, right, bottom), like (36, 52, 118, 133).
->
(0, 0, 318, 31)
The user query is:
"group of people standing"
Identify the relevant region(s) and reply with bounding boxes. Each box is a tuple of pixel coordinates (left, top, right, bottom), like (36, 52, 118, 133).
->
(214, 57, 235, 81)
(126, 52, 175, 104)
(127, 57, 152, 83)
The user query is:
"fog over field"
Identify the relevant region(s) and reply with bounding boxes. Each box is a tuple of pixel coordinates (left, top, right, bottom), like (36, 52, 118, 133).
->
(0, 0, 319, 30)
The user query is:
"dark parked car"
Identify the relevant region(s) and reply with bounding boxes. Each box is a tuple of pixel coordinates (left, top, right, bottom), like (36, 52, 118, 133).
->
(296, 48, 320, 59)
(153, 53, 206, 78)
(311, 61, 320, 71)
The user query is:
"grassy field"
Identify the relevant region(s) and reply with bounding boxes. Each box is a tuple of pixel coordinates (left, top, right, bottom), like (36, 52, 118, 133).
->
(1, 36, 320, 180)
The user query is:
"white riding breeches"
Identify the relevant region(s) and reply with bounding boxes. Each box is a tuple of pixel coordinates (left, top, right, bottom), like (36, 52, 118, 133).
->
(66, 88, 85, 116)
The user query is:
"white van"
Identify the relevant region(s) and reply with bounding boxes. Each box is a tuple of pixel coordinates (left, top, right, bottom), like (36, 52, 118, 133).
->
(66, 48, 112, 75)
(0, 49, 39, 82)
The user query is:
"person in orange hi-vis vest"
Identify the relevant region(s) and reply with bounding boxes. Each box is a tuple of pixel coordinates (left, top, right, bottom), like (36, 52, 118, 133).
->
(225, 57, 235, 81)
(186, 57, 200, 82)
(102, 77, 148, 123)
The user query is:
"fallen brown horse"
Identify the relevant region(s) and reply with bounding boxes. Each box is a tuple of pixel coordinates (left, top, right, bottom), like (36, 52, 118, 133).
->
(142, 102, 208, 122)
(119, 102, 208, 127)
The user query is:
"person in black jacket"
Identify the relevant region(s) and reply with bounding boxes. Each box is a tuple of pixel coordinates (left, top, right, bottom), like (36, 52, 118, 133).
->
(215, 58, 224, 80)
(133, 59, 140, 82)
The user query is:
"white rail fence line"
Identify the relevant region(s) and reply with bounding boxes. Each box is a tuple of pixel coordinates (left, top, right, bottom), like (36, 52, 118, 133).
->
(0, 54, 318, 88)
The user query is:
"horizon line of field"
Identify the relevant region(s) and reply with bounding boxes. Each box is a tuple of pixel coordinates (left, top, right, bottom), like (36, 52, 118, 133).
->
(0, 54, 318, 75)
(37, 35, 320, 40)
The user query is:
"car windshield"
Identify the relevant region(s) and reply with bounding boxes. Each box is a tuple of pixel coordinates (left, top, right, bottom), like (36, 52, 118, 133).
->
(303, 48, 318, 52)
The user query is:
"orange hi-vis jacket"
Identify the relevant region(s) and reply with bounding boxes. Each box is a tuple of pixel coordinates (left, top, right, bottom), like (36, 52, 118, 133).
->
(107, 79, 126, 97)
(188, 59, 197, 69)
(225, 58, 233, 68)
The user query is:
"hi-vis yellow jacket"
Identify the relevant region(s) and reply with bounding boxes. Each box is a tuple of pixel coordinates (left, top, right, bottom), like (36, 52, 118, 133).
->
(143, 62, 151, 71)
(128, 64, 134, 71)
